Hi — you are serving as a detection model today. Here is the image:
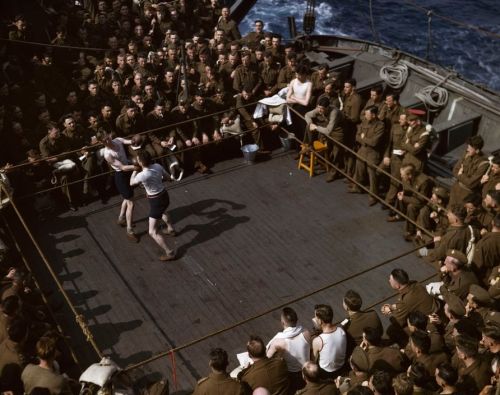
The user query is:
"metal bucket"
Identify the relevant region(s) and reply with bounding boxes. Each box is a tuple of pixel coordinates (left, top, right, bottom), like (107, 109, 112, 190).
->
(279, 131, 294, 151)
(241, 144, 259, 163)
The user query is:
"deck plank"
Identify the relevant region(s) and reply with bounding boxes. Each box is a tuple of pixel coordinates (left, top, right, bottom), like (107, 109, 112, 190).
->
(18, 151, 436, 390)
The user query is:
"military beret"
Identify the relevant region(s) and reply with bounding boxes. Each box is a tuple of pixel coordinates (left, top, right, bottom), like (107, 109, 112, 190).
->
(454, 318, 481, 340)
(432, 186, 449, 200)
(327, 71, 340, 79)
(446, 249, 468, 265)
(350, 346, 369, 372)
(442, 288, 466, 317)
(482, 320, 500, 341)
(469, 284, 491, 305)
(407, 108, 425, 121)
(492, 155, 500, 165)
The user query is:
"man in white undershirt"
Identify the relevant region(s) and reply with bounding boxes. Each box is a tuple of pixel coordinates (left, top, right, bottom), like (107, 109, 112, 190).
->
(266, 307, 311, 393)
(130, 151, 176, 261)
(102, 134, 138, 242)
(311, 303, 347, 379)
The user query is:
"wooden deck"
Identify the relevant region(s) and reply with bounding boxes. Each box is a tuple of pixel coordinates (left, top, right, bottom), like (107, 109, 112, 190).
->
(11, 150, 436, 392)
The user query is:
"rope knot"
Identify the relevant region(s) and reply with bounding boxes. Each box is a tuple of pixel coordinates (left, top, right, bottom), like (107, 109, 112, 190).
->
(76, 314, 94, 342)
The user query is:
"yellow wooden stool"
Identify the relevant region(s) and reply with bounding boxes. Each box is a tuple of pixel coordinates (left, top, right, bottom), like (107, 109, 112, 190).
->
(298, 140, 329, 177)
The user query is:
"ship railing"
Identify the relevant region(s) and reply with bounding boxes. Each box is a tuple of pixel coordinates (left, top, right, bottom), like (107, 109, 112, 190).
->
(4, 98, 269, 201)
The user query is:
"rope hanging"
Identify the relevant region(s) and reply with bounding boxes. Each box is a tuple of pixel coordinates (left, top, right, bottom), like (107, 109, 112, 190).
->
(369, 0, 381, 43)
(426, 10, 433, 61)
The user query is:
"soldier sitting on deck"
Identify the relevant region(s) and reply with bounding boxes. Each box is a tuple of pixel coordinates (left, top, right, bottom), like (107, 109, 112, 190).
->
(192, 348, 245, 395)
(391, 163, 433, 242)
(449, 135, 489, 208)
(238, 335, 290, 395)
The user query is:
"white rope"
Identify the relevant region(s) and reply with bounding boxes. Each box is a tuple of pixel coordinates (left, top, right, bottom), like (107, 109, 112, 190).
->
(415, 85, 449, 112)
(379, 63, 409, 89)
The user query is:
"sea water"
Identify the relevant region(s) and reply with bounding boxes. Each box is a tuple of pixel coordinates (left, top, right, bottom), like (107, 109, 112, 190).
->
(240, 0, 500, 92)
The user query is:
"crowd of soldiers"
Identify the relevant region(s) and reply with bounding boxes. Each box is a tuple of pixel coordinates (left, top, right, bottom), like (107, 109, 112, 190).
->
(1, 0, 500, 394)
(192, 265, 500, 395)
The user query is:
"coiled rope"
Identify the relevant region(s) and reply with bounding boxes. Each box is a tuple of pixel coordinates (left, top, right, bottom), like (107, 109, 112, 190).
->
(379, 63, 409, 89)
(415, 85, 449, 113)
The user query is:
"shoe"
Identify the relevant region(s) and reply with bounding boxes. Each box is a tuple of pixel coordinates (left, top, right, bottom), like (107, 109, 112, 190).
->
(413, 234, 426, 246)
(403, 232, 415, 242)
(162, 227, 177, 236)
(258, 149, 271, 155)
(159, 251, 176, 261)
(197, 163, 209, 174)
(127, 232, 139, 243)
(117, 217, 126, 227)
(175, 169, 184, 181)
(368, 197, 377, 207)
(325, 172, 336, 183)
(386, 215, 402, 222)
(68, 203, 77, 212)
(347, 186, 362, 194)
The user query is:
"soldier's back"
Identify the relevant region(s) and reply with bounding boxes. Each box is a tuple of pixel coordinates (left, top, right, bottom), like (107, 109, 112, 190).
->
(192, 372, 245, 395)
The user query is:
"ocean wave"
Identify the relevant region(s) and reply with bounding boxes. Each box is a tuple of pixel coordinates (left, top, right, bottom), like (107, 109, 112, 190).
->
(241, 0, 500, 92)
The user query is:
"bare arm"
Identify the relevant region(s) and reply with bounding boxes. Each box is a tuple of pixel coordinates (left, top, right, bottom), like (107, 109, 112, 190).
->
(266, 338, 285, 358)
(311, 336, 322, 362)
(130, 170, 140, 186)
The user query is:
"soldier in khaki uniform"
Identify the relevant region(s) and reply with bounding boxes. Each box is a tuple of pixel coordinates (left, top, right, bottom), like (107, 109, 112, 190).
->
(341, 289, 383, 348)
(238, 335, 290, 395)
(455, 335, 492, 393)
(357, 327, 406, 373)
(481, 155, 500, 198)
(216, 7, 241, 42)
(465, 284, 492, 327)
(378, 93, 406, 131)
(243, 19, 265, 50)
(233, 51, 262, 95)
(192, 348, 246, 395)
(440, 289, 467, 352)
(415, 186, 449, 244)
(383, 113, 409, 206)
(409, 330, 449, 378)
(472, 213, 500, 284)
(439, 249, 479, 300)
(381, 268, 439, 327)
(361, 86, 384, 116)
(310, 65, 329, 105)
(449, 135, 490, 207)
(260, 52, 279, 97)
(277, 53, 297, 90)
(400, 111, 431, 172)
(304, 97, 344, 182)
(404, 311, 444, 360)
(341, 79, 363, 177)
(426, 205, 477, 266)
(348, 106, 385, 206)
(394, 163, 433, 241)
(296, 361, 339, 395)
